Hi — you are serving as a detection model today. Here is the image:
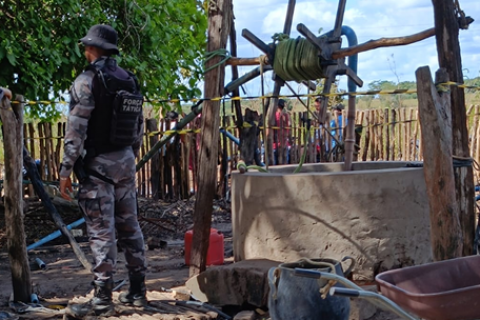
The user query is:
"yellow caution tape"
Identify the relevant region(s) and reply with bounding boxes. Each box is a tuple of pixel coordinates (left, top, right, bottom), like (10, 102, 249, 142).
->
(8, 82, 478, 106)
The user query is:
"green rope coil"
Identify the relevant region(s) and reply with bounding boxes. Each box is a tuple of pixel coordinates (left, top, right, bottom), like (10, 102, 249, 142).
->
(273, 37, 325, 82)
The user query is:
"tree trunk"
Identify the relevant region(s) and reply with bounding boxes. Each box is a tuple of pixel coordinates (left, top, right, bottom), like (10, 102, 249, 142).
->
(431, 0, 475, 256)
(416, 67, 462, 260)
(189, 0, 232, 276)
(1, 96, 32, 302)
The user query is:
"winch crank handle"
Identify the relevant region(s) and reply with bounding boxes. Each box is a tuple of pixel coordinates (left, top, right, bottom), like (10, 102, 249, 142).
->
(341, 256, 355, 278)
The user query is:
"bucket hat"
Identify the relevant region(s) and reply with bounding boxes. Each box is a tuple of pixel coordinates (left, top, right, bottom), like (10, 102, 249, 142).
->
(80, 24, 119, 55)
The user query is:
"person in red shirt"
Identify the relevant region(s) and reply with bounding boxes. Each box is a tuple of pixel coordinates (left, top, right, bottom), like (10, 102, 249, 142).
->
(274, 99, 291, 164)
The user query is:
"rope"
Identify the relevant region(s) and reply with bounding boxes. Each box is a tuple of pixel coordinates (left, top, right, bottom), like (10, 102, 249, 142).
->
(293, 126, 310, 174)
(454, 0, 469, 29)
(204, 49, 231, 74)
(273, 37, 325, 81)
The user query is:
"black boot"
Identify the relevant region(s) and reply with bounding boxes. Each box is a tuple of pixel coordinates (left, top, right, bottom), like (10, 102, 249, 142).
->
(66, 280, 115, 318)
(119, 274, 147, 306)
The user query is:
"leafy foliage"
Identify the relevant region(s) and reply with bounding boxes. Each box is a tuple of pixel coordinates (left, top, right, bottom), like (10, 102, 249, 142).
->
(0, 0, 207, 121)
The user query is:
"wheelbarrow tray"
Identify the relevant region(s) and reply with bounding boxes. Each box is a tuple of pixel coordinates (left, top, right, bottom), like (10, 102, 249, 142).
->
(376, 255, 480, 320)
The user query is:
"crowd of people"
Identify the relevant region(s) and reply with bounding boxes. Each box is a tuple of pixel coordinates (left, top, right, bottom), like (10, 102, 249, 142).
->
(271, 97, 346, 165)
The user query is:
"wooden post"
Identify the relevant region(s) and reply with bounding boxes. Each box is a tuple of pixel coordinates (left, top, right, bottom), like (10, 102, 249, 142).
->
(189, 0, 232, 276)
(343, 96, 356, 170)
(432, 0, 475, 256)
(1, 96, 32, 302)
(416, 66, 462, 260)
(228, 8, 243, 130)
(361, 111, 369, 161)
(146, 119, 160, 199)
(219, 112, 228, 198)
(38, 123, 45, 179)
(474, 105, 480, 166)
(239, 109, 260, 165)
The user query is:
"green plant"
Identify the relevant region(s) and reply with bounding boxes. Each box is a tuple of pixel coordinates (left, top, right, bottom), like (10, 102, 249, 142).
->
(0, 0, 207, 121)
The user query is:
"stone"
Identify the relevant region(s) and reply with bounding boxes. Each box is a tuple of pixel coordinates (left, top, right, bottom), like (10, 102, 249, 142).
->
(348, 285, 378, 320)
(173, 288, 191, 301)
(233, 310, 255, 320)
(186, 259, 281, 308)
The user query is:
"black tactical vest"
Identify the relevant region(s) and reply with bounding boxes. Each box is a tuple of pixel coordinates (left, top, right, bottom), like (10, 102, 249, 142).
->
(84, 57, 143, 157)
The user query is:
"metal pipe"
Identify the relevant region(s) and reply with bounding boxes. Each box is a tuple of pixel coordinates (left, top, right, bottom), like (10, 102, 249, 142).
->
(220, 128, 240, 146)
(27, 218, 85, 251)
(325, 26, 359, 170)
(35, 258, 46, 269)
(30, 293, 39, 304)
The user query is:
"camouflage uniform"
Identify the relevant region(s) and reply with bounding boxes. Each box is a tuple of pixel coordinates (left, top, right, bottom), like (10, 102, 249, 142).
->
(60, 59, 147, 281)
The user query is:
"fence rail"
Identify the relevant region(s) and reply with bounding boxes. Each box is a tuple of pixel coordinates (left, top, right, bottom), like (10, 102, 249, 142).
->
(1, 104, 479, 200)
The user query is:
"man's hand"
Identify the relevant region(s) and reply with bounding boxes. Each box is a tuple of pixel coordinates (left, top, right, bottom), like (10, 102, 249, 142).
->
(0, 87, 12, 100)
(60, 176, 73, 201)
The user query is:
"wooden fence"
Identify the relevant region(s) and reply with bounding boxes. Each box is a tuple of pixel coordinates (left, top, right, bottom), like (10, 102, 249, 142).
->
(1, 105, 479, 200)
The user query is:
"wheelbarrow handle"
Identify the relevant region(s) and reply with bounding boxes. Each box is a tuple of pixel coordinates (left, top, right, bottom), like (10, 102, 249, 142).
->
(329, 287, 360, 297)
(294, 268, 419, 320)
(330, 288, 419, 320)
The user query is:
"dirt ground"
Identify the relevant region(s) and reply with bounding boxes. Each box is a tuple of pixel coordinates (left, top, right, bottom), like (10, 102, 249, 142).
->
(0, 226, 235, 320)
(0, 197, 404, 320)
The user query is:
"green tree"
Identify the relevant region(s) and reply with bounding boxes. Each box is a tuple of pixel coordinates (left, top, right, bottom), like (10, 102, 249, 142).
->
(0, 0, 207, 120)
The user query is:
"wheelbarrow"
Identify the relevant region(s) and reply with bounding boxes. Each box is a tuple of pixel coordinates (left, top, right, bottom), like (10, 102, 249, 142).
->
(294, 255, 480, 320)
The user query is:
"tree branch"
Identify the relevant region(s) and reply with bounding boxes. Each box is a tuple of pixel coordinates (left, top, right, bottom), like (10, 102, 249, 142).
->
(332, 28, 436, 59)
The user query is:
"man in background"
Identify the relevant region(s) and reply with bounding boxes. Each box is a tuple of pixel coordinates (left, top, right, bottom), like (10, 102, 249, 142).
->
(274, 99, 291, 164)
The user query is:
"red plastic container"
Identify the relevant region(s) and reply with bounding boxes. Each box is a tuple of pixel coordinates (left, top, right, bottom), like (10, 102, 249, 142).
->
(184, 228, 224, 266)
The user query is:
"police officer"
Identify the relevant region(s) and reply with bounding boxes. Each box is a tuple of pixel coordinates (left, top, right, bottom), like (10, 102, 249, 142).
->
(59, 24, 147, 317)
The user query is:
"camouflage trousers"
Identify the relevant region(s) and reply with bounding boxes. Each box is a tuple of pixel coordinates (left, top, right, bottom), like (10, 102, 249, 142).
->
(78, 147, 147, 281)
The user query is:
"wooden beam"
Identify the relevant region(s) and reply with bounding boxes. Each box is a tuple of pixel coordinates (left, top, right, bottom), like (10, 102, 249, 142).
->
(283, 0, 296, 36)
(226, 57, 263, 66)
(229, 13, 243, 128)
(432, 0, 475, 256)
(23, 146, 92, 271)
(1, 96, 32, 302)
(189, 0, 232, 276)
(416, 66, 462, 260)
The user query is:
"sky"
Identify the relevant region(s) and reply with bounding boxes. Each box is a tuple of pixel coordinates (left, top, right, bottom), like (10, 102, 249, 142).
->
(225, 0, 480, 97)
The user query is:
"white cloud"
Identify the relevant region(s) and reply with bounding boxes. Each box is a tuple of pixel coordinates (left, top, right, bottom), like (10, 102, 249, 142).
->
(231, 0, 479, 94)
